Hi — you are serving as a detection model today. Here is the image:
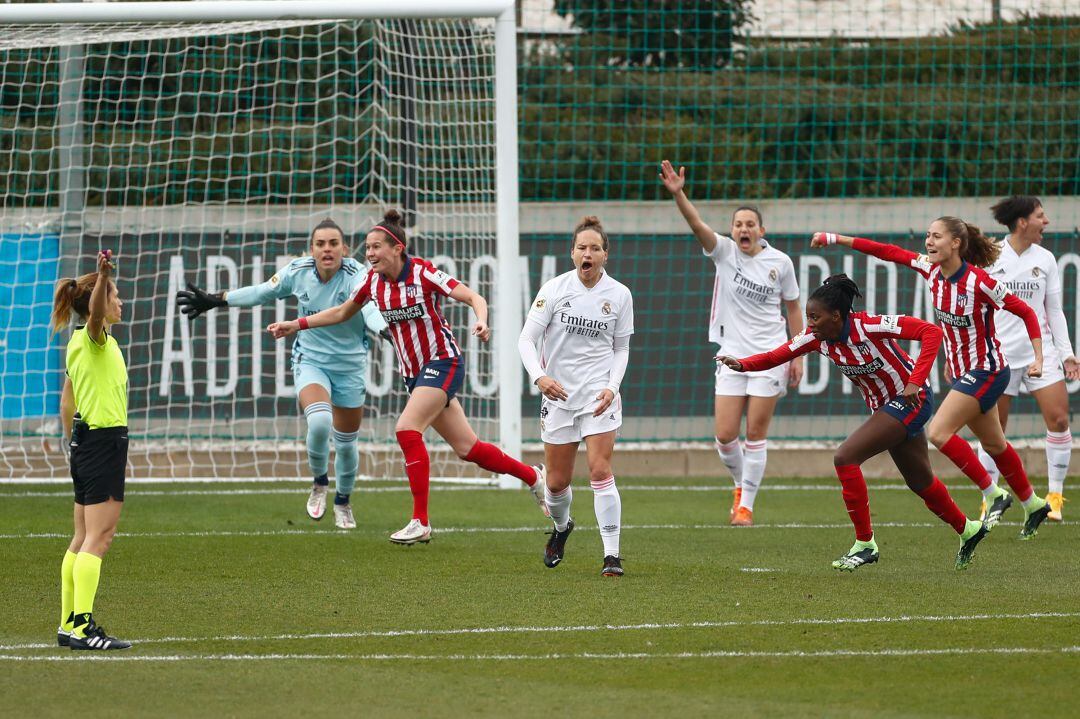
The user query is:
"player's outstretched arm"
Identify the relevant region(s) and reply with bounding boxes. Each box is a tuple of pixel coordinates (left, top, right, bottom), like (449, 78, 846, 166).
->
(449, 283, 490, 342)
(659, 159, 717, 252)
(1001, 293, 1043, 377)
(813, 232, 926, 276)
(176, 282, 227, 319)
(267, 298, 361, 339)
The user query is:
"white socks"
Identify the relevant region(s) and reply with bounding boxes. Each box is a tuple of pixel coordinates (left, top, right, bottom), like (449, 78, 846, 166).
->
(976, 444, 1000, 491)
(716, 438, 743, 490)
(741, 439, 767, 510)
(591, 476, 621, 558)
(546, 485, 572, 532)
(1046, 430, 1072, 495)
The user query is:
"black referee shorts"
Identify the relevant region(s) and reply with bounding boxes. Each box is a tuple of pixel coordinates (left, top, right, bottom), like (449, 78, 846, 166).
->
(69, 424, 128, 505)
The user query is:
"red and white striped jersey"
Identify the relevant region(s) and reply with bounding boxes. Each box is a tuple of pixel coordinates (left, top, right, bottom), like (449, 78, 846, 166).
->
(738, 312, 942, 412)
(849, 238, 1041, 379)
(352, 256, 461, 378)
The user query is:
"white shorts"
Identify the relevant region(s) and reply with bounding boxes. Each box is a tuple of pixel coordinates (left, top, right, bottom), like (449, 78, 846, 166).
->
(540, 394, 622, 445)
(714, 363, 788, 398)
(1004, 351, 1066, 397)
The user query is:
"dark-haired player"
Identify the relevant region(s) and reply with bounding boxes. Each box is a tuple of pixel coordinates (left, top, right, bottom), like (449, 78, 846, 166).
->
(269, 210, 547, 544)
(976, 196, 1078, 521)
(177, 219, 388, 529)
(813, 221, 1052, 539)
(719, 275, 988, 571)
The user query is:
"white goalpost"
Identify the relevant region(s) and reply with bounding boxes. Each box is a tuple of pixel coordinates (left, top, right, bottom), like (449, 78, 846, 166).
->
(0, 1, 521, 486)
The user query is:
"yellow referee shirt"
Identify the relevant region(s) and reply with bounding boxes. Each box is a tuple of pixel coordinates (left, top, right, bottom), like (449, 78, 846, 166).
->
(66, 326, 128, 429)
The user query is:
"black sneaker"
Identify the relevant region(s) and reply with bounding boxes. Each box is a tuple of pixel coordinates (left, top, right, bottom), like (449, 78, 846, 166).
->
(57, 628, 71, 647)
(1019, 501, 1052, 540)
(955, 521, 989, 570)
(831, 543, 879, 571)
(601, 555, 623, 577)
(983, 491, 1013, 531)
(69, 620, 131, 651)
(543, 519, 574, 568)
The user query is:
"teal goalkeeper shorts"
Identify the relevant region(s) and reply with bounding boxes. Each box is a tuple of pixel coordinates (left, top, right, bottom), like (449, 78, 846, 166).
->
(293, 358, 368, 408)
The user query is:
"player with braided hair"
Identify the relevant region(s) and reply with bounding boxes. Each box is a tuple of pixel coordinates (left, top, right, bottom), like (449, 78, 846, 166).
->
(718, 275, 989, 571)
(813, 219, 1052, 540)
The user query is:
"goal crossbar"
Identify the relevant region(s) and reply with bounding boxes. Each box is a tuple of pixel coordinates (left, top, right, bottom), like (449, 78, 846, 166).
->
(0, 1, 516, 24)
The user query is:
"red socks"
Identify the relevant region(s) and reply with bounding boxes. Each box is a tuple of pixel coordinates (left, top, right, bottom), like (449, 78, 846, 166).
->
(916, 478, 967, 534)
(463, 440, 536, 485)
(835, 464, 873, 541)
(939, 435, 993, 490)
(990, 444, 1034, 502)
(396, 430, 430, 524)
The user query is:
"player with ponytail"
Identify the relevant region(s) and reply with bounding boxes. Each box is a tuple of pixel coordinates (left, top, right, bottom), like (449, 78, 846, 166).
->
(269, 210, 547, 545)
(813, 218, 1052, 540)
(52, 250, 132, 650)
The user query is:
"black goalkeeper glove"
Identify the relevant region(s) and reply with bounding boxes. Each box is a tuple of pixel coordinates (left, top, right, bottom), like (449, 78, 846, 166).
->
(176, 282, 227, 320)
(379, 328, 393, 343)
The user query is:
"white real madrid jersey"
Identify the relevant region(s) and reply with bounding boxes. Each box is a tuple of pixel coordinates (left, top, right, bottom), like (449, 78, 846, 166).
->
(704, 234, 799, 356)
(987, 240, 1070, 367)
(525, 270, 634, 410)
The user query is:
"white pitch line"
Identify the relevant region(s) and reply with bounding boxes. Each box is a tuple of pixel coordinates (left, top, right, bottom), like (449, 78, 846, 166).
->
(2, 645, 1079, 663)
(3, 611, 1076, 652)
(0, 520, 952, 541)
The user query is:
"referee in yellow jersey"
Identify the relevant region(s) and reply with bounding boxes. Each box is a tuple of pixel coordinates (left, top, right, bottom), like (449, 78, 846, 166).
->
(51, 250, 131, 650)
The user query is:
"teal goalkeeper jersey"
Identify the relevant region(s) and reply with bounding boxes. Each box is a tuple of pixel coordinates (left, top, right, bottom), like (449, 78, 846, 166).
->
(226, 256, 387, 371)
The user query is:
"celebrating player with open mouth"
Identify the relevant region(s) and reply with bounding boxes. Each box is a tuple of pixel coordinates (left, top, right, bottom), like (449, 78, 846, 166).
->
(813, 219, 1053, 539)
(976, 196, 1078, 521)
(659, 160, 803, 526)
(518, 216, 634, 576)
(177, 219, 388, 529)
(718, 275, 988, 571)
(269, 210, 546, 544)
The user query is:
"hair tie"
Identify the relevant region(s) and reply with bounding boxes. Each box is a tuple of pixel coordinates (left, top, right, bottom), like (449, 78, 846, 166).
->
(374, 225, 405, 247)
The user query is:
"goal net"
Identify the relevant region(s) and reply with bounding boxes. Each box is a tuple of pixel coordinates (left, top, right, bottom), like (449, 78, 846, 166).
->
(0, 2, 520, 483)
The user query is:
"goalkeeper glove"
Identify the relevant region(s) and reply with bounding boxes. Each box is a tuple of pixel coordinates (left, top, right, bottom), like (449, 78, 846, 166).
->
(176, 282, 227, 319)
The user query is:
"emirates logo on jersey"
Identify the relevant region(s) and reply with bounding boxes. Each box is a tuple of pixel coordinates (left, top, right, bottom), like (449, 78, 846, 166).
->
(601, 302, 611, 315)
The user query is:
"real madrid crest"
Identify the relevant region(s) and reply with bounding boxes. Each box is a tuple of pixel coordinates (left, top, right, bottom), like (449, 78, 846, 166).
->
(1032, 267, 1041, 277)
(601, 301, 611, 315)
(769, 268, 778, 281)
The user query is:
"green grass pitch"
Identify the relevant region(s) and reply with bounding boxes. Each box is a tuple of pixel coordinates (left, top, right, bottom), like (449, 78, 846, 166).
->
(1, 476, 1078, 717)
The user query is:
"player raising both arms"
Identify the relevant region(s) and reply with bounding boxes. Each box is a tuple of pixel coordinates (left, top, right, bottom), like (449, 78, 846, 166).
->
(52, 250, 132, 649)
(718, 275, 988, 571)
(976, 196, 1078, 521)
(813, 218, 1053, 539)
(659, 160, 803, 527)
(518, 216, 634, 577)
(177, 219, 388, 529)
(269, 210, 546, 544)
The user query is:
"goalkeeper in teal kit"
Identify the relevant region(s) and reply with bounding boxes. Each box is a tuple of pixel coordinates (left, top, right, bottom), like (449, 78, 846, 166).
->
(177, 219, 388, 528)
